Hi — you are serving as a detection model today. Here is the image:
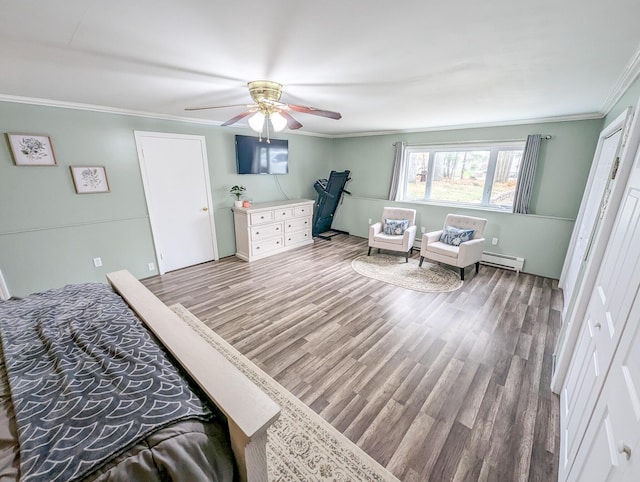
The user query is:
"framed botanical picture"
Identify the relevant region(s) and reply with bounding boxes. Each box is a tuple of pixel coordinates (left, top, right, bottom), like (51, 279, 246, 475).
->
(70, 166, 110, 194)
(6, 133, 57, 166)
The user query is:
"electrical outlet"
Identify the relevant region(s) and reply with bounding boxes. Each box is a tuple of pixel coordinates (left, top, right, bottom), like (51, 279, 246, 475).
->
(148, 262, 155, 271)
(421, 226, 426, 234)
(368, 218, 372, 224)
(93, 257, 102, 267)
(492, 237, 498, 245)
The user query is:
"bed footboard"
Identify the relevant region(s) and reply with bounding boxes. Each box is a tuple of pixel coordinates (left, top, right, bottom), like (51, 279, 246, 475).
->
(107, 270, 279, 482)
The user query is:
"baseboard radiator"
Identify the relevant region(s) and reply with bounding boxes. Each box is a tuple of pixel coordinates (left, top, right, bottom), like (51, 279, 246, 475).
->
(481, 251, 525, 273)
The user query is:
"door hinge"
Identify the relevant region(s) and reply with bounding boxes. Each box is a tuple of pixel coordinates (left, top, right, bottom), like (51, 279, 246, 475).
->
(611, 157, 620, 180)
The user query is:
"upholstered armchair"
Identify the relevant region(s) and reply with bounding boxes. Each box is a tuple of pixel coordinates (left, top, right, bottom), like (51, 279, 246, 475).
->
(419, 214, 487, 280)
(368, 207, 417, 262)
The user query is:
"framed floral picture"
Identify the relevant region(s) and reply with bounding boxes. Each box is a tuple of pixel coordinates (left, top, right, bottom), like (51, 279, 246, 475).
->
(70, 166, 110, 194)
(6, 133, 57, 166)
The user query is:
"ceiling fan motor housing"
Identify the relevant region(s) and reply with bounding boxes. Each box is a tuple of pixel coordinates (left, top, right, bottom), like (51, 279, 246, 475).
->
(248, 80, 283, 104)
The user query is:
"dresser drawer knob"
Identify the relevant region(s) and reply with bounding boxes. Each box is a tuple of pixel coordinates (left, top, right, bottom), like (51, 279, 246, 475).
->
(256, 231, 259, 235)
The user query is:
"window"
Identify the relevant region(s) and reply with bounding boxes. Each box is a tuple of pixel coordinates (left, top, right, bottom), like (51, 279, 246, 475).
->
(400, 141, 524, 209)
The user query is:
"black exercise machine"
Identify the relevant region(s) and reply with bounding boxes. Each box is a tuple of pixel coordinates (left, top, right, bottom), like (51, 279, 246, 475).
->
(312, 170, 351, 240)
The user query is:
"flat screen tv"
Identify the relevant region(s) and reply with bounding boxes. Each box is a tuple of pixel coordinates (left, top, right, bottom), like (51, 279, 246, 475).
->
(235, 135, 288, 174)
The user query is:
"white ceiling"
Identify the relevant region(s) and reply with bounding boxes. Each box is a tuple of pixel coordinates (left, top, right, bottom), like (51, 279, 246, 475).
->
(1, 0, 640, 136)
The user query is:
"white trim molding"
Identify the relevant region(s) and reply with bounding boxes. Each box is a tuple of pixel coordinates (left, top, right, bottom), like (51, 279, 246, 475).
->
(600, 44, 640, 116)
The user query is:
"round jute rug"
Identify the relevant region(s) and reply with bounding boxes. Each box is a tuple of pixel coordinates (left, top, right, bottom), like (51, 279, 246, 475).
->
(351, 254, 463, 292)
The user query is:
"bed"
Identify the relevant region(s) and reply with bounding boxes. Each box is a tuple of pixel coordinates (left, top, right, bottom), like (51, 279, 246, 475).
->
(0, 270, 279, 482)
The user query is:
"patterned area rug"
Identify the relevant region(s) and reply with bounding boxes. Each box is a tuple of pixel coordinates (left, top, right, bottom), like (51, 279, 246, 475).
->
(171, 304, 399, 482)
(351, 254, 463, 292)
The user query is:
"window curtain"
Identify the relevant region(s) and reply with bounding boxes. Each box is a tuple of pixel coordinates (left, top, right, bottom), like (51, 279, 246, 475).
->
(388, 141, 406, 201)
(512, 134, 542, 214)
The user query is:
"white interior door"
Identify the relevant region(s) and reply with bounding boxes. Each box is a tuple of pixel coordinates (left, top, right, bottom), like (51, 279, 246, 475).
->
(565, 234, 640, 482)
(561, 128, 622, 312)
(560, 144, 640, 481)
(560, 109, 630, 316)
(134, 131, 218, 274)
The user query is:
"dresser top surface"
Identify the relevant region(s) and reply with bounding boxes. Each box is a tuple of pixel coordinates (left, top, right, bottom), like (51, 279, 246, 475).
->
(232, 199, 314, 213)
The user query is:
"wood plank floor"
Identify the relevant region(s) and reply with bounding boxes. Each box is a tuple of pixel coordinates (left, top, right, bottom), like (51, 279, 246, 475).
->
(142, 235, 561, 481)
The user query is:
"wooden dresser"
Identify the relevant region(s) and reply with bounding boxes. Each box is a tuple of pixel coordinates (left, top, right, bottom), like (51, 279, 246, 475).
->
(232, 199, 314, 261)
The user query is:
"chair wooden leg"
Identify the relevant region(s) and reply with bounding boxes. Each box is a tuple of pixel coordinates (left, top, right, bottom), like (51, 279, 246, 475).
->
(377, 248, 381, 254)
(368, 246, 372, 256)
(460, 267, 465, 281)
(405, 250, 409, 263)
(476, 261, 480, 273)
(419, 256, 424, 267)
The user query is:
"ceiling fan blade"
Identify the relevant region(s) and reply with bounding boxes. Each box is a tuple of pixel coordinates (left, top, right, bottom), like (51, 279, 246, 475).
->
(286, 104, 342, 120)
(185, 103, 252, 112)
(279, 111, 303, 130)
(221, 109, 254, 126)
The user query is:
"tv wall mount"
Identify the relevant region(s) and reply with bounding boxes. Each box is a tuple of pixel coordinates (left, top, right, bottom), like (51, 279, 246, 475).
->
(312, 170, 351, 240)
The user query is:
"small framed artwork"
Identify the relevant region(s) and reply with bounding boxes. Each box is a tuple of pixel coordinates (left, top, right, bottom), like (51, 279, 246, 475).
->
(6, 133, 57, 166)
(70, 166, 110, 194)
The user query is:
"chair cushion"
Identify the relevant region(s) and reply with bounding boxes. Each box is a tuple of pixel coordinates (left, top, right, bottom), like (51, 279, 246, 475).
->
(426, 241, 459, 258)
(383, 218, 410, 235)
(373, 232, 405, 245)
(440, 225, 474, 246)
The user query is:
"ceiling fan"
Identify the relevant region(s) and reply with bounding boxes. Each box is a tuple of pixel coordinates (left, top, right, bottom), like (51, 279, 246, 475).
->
(185, 80, 342, 141)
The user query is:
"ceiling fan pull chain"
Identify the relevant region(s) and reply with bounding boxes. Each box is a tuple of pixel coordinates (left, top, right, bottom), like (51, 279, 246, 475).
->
(266, 113, 271, 143)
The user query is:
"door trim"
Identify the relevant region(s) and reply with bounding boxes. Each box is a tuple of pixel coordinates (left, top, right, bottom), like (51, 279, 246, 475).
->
(134, 130, 219, 274)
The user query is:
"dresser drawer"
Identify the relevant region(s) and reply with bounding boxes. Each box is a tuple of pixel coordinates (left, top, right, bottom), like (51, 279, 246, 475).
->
(285, 216, 311, 233)
(274, 208, 294, 220)
(251, 222, 283, 240)
(252, 236, 283, 255)
(294, 205, 312, 217)
(285, 229, 312, 246)
(250, 211, 275, 225)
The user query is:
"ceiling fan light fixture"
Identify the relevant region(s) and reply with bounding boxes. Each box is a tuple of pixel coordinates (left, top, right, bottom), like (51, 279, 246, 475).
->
(248, 111, 265, 132)
(270, 111, 287, 132)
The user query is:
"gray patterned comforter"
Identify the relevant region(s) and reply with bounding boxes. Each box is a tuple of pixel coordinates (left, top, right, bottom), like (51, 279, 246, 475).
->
(0, 283, 217, 482)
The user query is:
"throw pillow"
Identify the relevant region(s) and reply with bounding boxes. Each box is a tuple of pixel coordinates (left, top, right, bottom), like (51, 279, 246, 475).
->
(440, 225, 475, 246)
(383, 218, 410, 235)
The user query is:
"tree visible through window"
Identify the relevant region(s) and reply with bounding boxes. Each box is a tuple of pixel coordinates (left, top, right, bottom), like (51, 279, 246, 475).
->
(400, 142, 524, 209)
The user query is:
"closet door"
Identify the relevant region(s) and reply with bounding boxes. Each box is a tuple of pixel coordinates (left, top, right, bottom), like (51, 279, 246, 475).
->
(566, 283, 640, 482)
(560, 128, 640, 481)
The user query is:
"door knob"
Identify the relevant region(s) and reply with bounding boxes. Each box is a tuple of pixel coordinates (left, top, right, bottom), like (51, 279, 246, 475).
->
(618, 440, 632, 459)
(201, 207, 208, 212)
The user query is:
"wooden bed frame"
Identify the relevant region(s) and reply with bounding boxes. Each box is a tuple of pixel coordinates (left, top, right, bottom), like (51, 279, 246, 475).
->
(107, 270, 280, 482)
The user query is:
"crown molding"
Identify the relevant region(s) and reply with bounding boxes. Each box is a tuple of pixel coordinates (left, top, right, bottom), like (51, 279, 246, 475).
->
(600, 44, 640, 115)
(0, 94, 334, 138)
(330, 112, 604, 138)
(0, 93, 602, 140)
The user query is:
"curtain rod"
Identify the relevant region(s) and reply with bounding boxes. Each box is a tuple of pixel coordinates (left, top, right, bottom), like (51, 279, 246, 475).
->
(394, 135, 552, 146)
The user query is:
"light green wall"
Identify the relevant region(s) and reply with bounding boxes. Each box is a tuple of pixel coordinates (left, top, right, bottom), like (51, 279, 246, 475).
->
(329, 119, 604, 278)
(0, 99, 606, 295)
(0, 101, 333, 296)
(604, 76, 640, 126)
